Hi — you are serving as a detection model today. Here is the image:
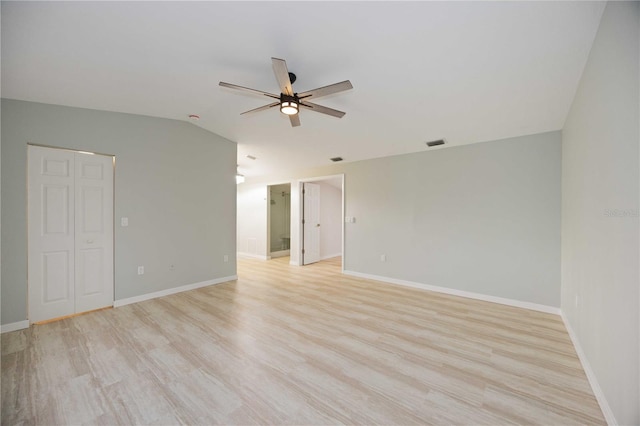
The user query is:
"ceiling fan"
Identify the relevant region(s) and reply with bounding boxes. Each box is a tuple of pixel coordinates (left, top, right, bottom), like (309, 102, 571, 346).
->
(219, 57, 353, 127)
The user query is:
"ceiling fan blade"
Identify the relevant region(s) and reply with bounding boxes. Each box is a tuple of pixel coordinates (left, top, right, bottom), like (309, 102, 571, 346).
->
(271, 57, 293, 96)
(289, 114, 301, 127)
(298, 80, 353, 100)
(219, 82, 279, 100)
(299, 101, 346, 118)
(241, 102, 280, 115)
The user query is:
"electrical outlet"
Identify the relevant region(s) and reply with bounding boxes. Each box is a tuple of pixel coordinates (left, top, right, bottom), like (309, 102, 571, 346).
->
(380, 254, 386, 262)
(223, 255, 229, 263)
(137, 266, 144, 275)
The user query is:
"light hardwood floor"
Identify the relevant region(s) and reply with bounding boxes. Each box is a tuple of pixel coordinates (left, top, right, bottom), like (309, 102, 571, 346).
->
(2, 256, 605, 425)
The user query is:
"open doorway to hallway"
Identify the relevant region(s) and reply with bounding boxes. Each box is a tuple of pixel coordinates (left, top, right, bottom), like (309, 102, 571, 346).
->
(268, 183, 291, 259)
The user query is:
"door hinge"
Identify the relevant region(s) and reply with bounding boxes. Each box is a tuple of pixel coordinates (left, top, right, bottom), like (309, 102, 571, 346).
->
(302, 249, 305, 254)
(302, 189, 305, 194)
(302, 219, 305, 224)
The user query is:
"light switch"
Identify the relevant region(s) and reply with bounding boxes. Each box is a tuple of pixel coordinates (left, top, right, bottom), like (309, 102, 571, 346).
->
(121, 217, 129, 227)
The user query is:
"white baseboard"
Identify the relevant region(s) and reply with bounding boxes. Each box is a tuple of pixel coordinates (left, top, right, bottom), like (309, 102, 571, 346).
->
(269, 250, 290, 258)
(289, 259, 300, 266)
(562, 314, 617, 425)
(237, 252, 270, 260)
(114, 275, 237, 308)
(321, 253, 342, 261)
(1, 320, 30, 334)
(342, 270, 561, 315)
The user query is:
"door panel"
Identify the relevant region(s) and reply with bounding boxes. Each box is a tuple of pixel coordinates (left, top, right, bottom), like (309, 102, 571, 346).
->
(43, 185, 70, 234)
(28, 146, 76, 322)
(78, 248, 104, 295)
(75, 153, 113, 313)
(80, 187, 104, 233)
(303, 182, 321, 265)
(42, 251, 71, 303)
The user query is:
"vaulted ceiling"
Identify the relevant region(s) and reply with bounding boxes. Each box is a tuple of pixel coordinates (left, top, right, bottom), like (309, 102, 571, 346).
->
(1, 1, 605, 177)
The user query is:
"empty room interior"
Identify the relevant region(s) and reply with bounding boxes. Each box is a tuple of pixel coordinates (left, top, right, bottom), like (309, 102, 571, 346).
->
(1, 1, 638, 425)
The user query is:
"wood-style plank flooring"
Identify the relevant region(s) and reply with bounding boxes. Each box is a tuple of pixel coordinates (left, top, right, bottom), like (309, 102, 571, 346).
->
(2, 256, 605, 425)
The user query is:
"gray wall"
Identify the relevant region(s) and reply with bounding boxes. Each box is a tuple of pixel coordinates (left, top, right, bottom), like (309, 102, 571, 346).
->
(561, 2, 639, 424)
(238, 130, 561, 307)
(1, 99, 237, 325)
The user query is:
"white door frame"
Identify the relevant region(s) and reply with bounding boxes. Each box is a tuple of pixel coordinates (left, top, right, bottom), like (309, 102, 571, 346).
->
(27, 143, 115, 323)
(295, 174, 345, 271)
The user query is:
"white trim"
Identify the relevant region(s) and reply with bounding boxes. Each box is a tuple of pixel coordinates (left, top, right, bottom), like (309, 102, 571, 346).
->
(114, 275, 237, 308)
(562, 314, 617, 426)
(342, 270, 561, 315)
(1, 320, 30, 334)
(237, 252, 270, 260)
(321, 253, 342, 261)
(289, 259, 300, 266)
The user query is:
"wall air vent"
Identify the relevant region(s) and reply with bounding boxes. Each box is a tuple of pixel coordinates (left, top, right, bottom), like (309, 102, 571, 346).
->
(426, 139, 445, 147)
(330, 157, 343, 162)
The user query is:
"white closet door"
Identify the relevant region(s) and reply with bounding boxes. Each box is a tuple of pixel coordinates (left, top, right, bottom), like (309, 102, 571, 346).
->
(28, 146, 76, 322)
(303, 182, 321, 265)
(28, 146, 114, 323)
(74, 152, 114, 313)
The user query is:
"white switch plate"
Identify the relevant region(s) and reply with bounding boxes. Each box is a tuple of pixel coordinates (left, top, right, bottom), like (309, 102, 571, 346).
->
(223, 255, 229, 263)
(121, 217, 129, 227)
(137, 266, 144, 275)
(380, 254, 386, 262)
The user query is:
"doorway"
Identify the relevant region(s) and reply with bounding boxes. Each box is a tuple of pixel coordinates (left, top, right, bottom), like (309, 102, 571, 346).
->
(268, 183, 291, 259)
(28, 145, 114, 323)
(300, 175, 344, 266)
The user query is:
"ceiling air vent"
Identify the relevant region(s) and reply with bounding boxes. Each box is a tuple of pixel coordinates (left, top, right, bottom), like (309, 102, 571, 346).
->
(330, 157, 343, 162)
(426, 139, 445, 147)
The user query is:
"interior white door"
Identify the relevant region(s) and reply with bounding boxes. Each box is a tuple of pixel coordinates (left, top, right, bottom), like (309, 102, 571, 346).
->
(302, 182, 321, 265)
(28, 146, 76, 322)
(74, 152, 114, 313)
(28, 146, 114, 323)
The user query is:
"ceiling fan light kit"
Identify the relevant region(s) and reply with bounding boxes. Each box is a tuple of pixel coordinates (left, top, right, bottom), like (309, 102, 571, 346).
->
(280, 95, 299, 115)
(219, 57, 352, 127)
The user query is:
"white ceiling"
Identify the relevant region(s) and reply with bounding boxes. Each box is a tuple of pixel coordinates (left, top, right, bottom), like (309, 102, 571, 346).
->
(1, 1, 605, 178)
